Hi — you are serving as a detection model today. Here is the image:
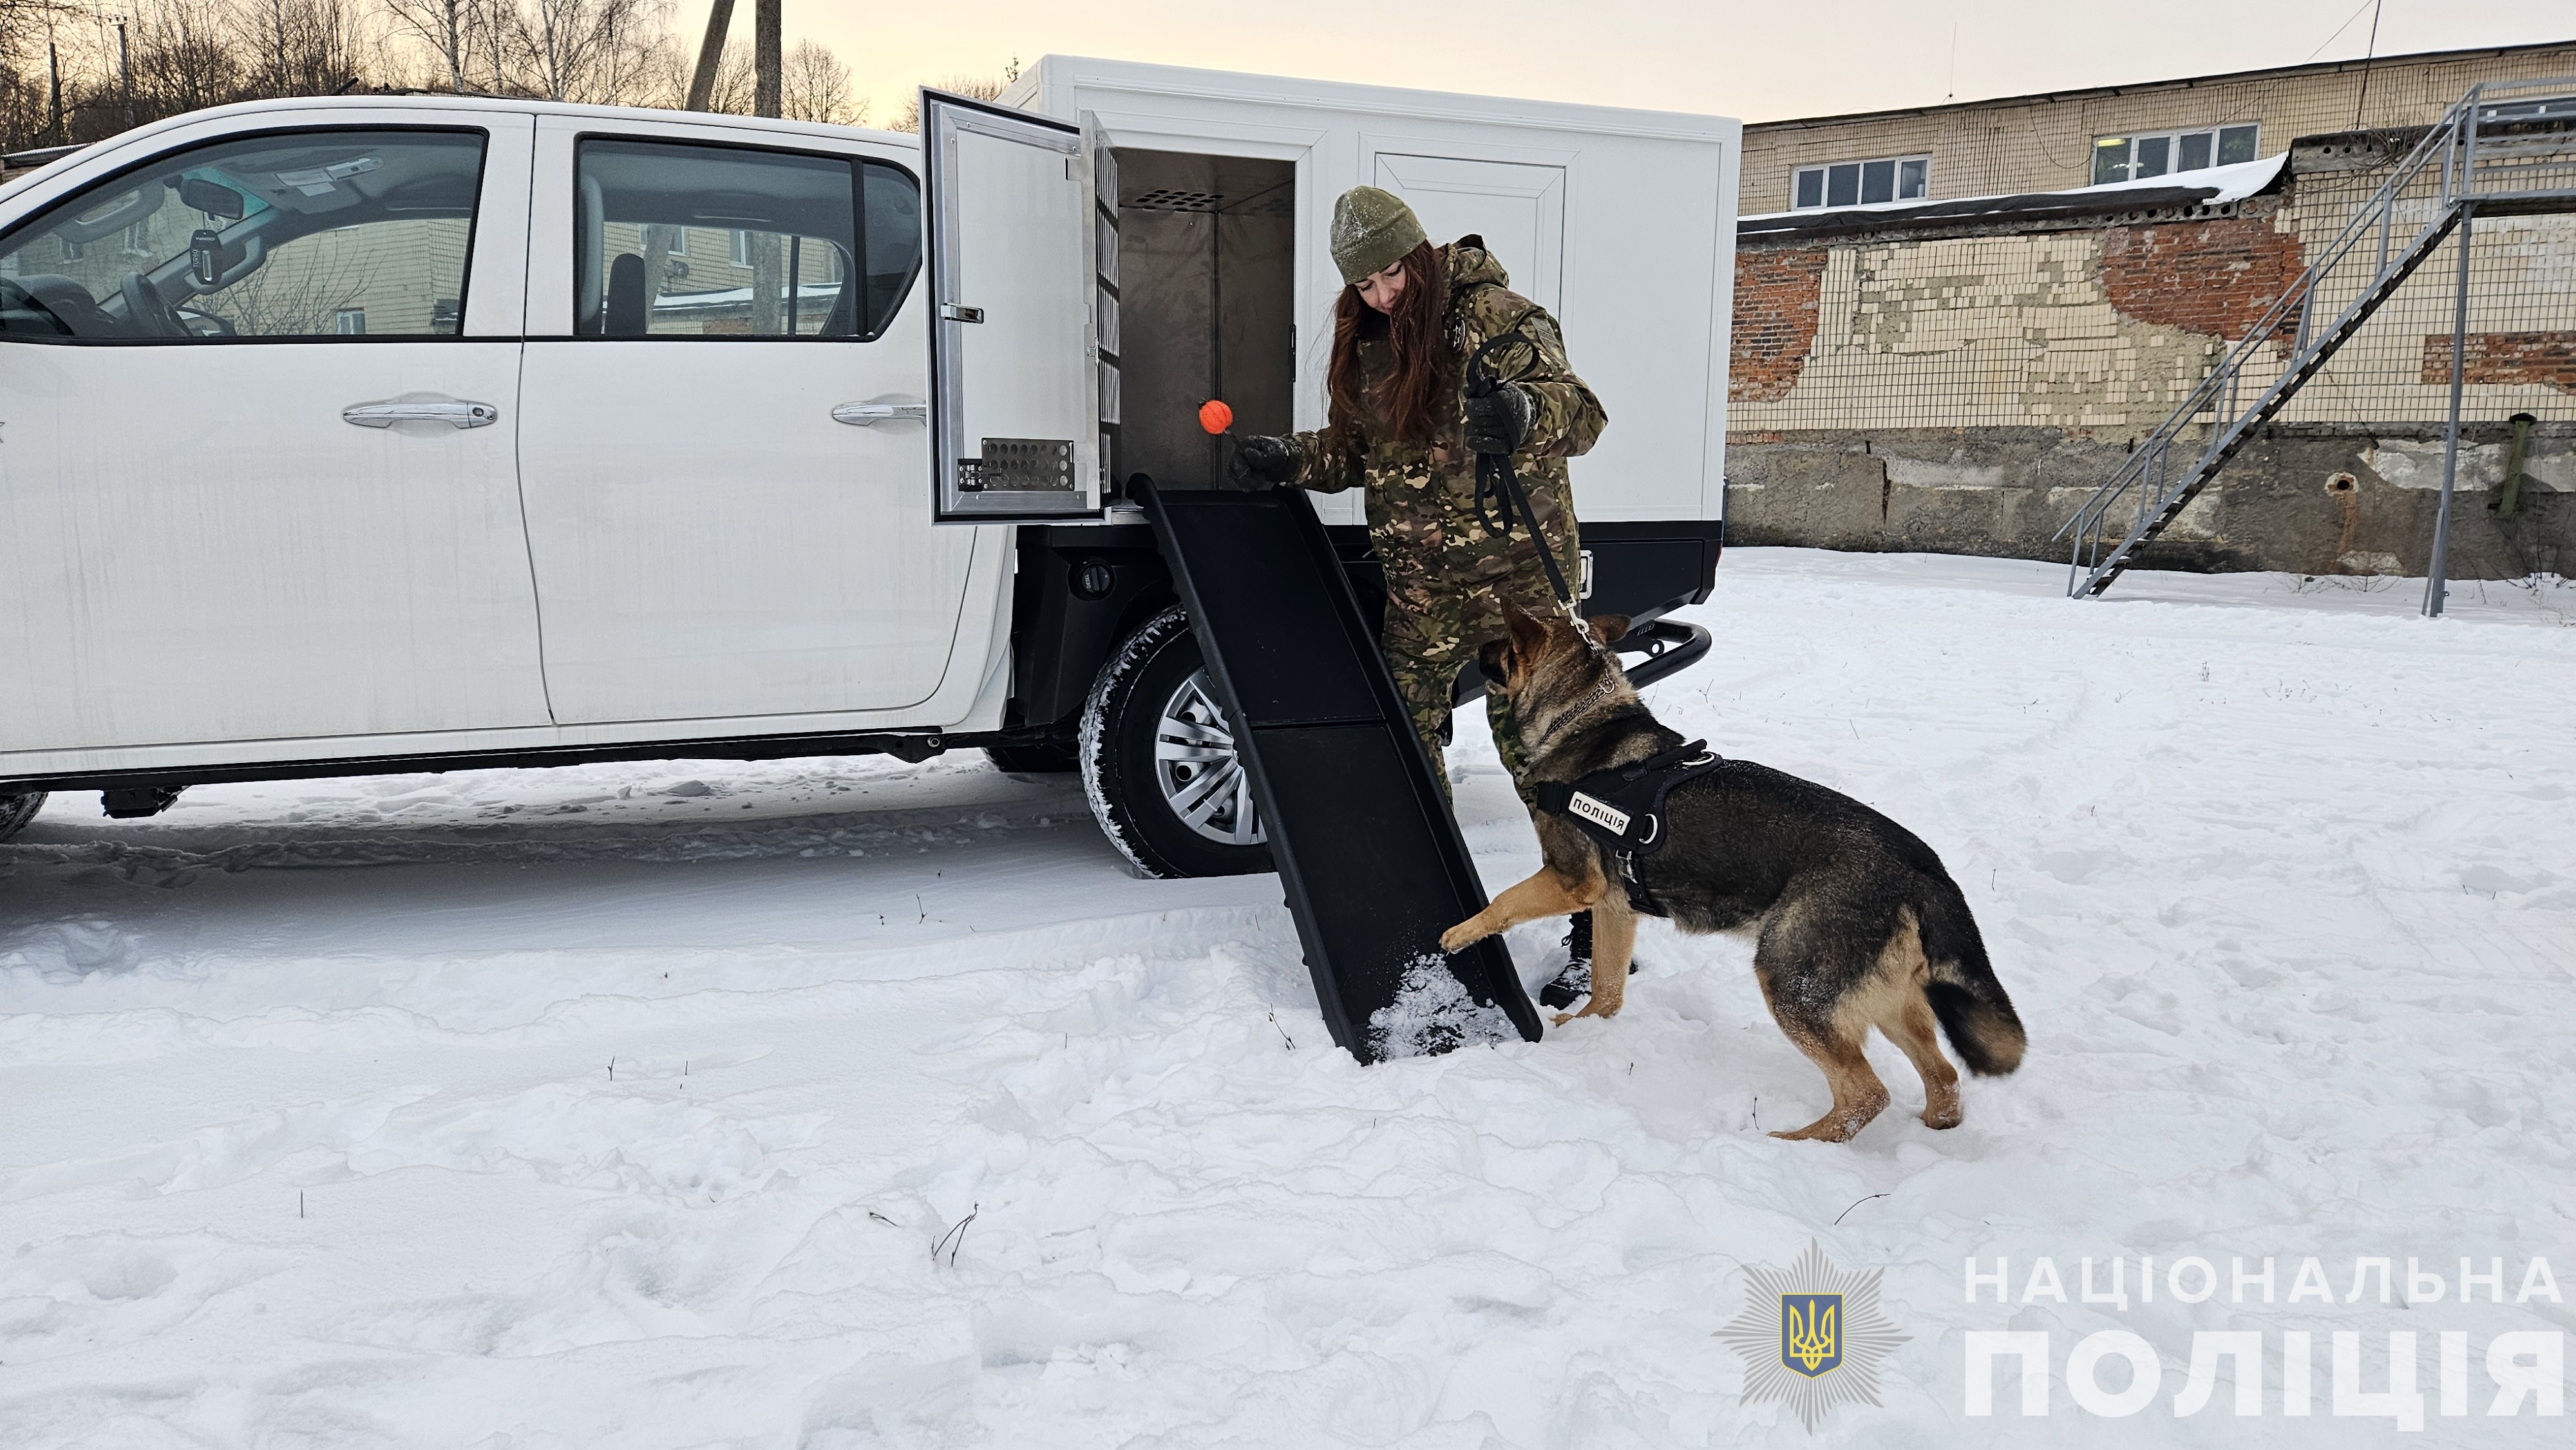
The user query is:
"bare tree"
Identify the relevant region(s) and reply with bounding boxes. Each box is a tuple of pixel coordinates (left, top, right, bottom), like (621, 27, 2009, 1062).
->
(506, 0, 670, 104)
(779, 36, 855, 125)
(128, 0, 247, 120)
(238, 0, 366, 99)
(887, 62, 1015, 134)
(378, 0, 491, 93)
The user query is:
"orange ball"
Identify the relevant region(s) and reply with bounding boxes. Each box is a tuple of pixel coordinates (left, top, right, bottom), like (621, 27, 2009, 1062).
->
(1198, 399, 1235, 435)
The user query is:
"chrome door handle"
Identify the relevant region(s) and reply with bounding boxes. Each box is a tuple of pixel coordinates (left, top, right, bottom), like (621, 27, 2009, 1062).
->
(940, 303, 985, 323)
(832, 401, 927, 428)
(341, 400, 499, 429)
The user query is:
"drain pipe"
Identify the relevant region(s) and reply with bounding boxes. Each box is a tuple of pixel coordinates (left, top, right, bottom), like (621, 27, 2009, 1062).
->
(2493, 411, 2537, 518)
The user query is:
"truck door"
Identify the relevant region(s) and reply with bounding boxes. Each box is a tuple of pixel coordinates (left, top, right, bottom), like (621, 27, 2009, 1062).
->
(922, 90, 1108, 522)
(514, 116, 978, 727)
(0, 113, 547, 754)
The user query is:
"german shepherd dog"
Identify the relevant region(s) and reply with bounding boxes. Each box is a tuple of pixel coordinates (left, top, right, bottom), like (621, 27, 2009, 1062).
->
(1439, 605, 2026, 1142)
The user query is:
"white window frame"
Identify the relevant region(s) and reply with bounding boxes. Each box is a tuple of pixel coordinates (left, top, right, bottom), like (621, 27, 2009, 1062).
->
(1790, 155, 1930, 211)
(334, 307, 367, 335)
(2092, 124, 2259, 185)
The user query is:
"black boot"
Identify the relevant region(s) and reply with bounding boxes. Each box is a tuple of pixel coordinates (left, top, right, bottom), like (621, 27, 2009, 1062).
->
(1539, 912, 1591, 1008)
(1539, 911, 1635, 1008)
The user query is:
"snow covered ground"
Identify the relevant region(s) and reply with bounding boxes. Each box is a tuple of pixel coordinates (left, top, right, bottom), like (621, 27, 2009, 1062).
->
(4, 549, 2572, 1447)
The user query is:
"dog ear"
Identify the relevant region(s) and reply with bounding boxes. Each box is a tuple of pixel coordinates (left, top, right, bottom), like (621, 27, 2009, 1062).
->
(1505, 604, 1549, 657)
(1586, 614, 1631, 645)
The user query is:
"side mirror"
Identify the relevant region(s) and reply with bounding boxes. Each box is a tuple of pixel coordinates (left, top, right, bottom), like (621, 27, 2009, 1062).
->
(178, 176, 245, 220)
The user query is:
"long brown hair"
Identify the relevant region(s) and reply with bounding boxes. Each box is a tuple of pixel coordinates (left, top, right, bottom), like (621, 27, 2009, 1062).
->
(1326, 241, 1449, 445)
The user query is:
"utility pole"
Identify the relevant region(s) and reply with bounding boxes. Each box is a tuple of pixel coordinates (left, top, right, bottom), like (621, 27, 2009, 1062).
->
(46, 33, 63, 146)
(753, 0, 781, 118)
(115, 18, 133, 133)
(748, 0, 784, 333)
(684, 0, 736, 112)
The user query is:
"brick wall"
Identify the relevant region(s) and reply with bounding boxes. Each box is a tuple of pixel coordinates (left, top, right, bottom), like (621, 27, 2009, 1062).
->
(1729, 247, 1828, 402)
(2420, 330, 2576, 392)
(2100, 216, 2306, 339)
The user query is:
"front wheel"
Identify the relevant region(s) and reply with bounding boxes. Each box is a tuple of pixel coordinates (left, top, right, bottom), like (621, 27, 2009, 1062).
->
(0, 791, 47, 843)
(1079, 606, 1271, 879)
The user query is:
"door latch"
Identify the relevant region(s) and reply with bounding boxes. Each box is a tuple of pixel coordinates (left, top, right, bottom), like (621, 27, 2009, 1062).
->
(341, 400, 499, 429)
(941, 303, 986, 324)
(832, 400, 928, 428)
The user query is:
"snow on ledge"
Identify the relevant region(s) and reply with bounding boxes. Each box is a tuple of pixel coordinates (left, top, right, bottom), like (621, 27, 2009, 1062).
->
(1740, 152, 2287, 225)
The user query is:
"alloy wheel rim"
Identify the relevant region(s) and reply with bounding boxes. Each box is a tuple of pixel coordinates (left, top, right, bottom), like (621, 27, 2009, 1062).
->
(1153, 670, 1265, 846)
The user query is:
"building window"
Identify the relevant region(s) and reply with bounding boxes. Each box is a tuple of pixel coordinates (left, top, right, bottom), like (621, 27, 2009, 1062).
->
(1792, 155, 1929, 210)
(334, 308, 366, 335)
(730, 229, 752, 268)
(2092, 124, 2258, 185)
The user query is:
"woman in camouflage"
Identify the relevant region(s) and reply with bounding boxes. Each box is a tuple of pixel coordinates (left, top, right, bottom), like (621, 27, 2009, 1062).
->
(1227, 185, 1609, 1001)
(1226, 185, 1606, 799)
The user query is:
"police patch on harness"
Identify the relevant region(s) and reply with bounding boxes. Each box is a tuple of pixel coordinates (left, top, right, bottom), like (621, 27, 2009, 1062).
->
(1566, 791, 1631, 836)
(1533, 738, 1727, 859)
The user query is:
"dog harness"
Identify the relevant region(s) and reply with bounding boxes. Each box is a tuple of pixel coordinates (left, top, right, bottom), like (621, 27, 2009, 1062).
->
(1533, 738, 1727, 916)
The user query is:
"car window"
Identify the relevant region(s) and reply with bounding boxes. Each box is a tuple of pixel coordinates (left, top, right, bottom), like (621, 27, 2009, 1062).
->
(574, 137, 918, 341)
(0, 129, 484, 342)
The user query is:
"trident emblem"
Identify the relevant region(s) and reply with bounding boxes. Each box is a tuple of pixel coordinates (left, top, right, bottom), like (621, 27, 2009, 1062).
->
(1779, 1292, 1843, 1378)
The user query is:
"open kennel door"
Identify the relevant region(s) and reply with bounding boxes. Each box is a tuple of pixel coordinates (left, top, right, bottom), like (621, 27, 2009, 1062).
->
(922, 88, 1106, 522)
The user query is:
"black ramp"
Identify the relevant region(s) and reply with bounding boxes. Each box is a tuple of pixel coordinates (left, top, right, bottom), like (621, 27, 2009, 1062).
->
(1134, 476, 1543, 1062)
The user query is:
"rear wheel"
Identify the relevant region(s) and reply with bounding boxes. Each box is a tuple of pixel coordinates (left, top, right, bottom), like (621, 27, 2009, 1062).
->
(0, 791, 46, 843)
(1079, 605, 1271, 879)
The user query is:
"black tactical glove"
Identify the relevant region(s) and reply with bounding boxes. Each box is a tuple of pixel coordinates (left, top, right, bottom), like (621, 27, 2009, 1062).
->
(1463, 383, 1534, 455)
(1224, 433, 1300, 489)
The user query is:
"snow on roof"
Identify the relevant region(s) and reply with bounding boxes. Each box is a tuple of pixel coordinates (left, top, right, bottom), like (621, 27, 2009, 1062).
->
(1740, 152, 2286, 230)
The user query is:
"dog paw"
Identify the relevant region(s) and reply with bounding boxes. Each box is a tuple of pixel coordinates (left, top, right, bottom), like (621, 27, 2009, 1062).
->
(1437, 924, 1481, 953)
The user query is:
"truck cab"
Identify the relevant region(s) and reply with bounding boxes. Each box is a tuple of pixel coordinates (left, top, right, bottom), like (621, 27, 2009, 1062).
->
(0, 61, 1739, 876)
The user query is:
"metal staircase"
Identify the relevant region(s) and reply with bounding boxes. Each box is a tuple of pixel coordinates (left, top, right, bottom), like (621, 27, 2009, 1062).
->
(2060, 78, 2576, 598)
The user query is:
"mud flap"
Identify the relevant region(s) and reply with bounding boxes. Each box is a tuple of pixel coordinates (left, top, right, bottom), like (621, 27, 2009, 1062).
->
(1133, 477, 1543, 1062)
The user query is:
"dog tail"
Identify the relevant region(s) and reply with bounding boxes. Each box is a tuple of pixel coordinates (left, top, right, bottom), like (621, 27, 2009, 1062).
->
(1915, 885, 2025, 1076)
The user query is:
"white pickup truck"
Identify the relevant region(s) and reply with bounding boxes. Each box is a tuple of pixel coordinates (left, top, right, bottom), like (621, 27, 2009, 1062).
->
(0, 59, 1739, 877)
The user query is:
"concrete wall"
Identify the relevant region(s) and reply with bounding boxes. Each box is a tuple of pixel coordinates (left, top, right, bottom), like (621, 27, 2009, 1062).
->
(1725, 423, 2575, 579)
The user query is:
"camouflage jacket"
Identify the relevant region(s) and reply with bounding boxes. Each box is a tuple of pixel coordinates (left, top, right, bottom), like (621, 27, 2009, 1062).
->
(1287, 241, 1605, 604)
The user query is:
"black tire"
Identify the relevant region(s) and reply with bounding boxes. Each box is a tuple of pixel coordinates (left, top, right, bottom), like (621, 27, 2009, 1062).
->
(984, 742, 1079, 773)
(0, 791, 46, 843)
(1079, 605, 1271, 879)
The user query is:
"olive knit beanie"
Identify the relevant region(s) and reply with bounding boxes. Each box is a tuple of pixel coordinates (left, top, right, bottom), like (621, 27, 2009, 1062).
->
(1330, 185, 1428, 285)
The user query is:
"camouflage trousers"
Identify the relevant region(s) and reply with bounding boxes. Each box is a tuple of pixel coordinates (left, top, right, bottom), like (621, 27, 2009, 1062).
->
(1378, 567, 1568, 804)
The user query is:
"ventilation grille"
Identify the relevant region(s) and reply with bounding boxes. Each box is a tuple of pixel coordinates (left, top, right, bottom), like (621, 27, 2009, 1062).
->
(1122, 186, 1293, 218)
(960, 438, 1076, 493)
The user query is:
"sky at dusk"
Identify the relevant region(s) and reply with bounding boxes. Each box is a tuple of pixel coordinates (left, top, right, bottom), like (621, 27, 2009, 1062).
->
(685, 0, 2573, 127)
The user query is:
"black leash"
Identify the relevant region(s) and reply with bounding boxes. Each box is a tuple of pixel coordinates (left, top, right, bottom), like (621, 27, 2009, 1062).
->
(1463, 327, 1593, 645)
